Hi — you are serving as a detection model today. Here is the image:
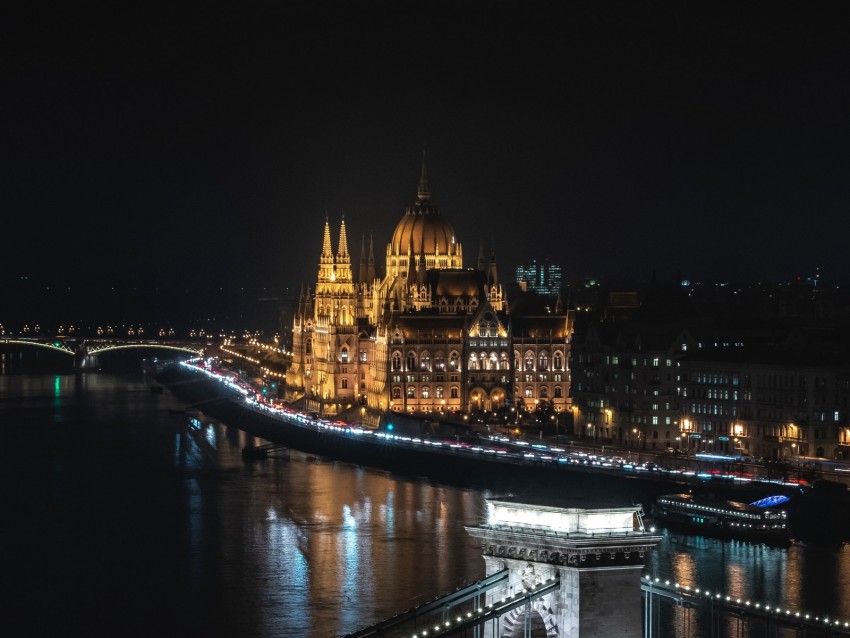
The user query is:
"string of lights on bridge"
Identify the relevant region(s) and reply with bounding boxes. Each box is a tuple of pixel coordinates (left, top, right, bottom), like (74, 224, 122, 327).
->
(401, 576, 559, 638)
(643, 575, 850, 631)
(390, 575, 850, 638)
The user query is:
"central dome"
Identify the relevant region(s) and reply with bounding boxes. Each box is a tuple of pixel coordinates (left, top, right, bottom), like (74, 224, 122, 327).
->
(390, 158, 456, 255)
(391, 203, 456, 255)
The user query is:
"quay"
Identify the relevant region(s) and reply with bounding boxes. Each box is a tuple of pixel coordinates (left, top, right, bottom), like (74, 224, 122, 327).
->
(156, 360, 850, 544)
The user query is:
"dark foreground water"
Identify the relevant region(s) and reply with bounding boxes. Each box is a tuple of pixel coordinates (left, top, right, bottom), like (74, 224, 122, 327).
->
(2, 352, 849, 637)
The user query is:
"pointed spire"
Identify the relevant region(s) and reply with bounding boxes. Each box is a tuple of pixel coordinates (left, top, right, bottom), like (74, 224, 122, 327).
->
(321, 214, 333, 259)
(555, 290, 564, 313)
(297, 283, 305, 317)
(417, 246, 427, 286)
(367, 232, 376, 282)
(359, 234, 367, 283)
(477, 239, 486, 271)
(488, 238, 498, 285)
(417, 146, 431, 201)
(305, 285, 314, 315)
(337, 215, 350, 261)
(406, 238, 416, 283)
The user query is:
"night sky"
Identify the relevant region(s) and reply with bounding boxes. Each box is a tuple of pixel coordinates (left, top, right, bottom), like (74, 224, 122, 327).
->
(4, 2, 849, 293)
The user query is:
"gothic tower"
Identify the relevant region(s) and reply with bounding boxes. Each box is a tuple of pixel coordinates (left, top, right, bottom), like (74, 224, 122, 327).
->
(307, 217, 359, 415)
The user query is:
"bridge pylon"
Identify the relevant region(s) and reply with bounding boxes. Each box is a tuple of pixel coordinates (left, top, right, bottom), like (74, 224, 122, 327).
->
(73, 341, 99, 370)
(465, 497, 662, 637)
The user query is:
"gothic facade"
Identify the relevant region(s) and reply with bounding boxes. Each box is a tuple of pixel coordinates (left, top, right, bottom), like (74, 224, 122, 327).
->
(285, 159, 574, 422)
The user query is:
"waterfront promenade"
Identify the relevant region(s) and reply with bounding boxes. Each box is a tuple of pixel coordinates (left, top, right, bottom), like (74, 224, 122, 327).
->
(157, 360, 850, 544)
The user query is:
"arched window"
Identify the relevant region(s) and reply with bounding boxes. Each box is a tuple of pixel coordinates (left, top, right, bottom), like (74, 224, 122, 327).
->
(479, 319, 497, 337)
(421, 386, 430, 399)
(514, 351, 521, 369)
(468, 353, 479, 370)
(525, 352, 534, 370)
(392, 352, 402, 371)
(434, 351, 445, 370)
(488, 352, 498, 370)
(525, 386, 533, 398)
(450, 386, 459, 399)
(407, 352, 416, 371)
(407, 386, 416, 398)
(540, 386, 548, 398)
(449, 352, 459, 370)
(499, 353, 509, 370)
(436, 386, 444, 399)
(553, 352, 563, 370)
(340, 347, 349, 363)
(554, 386, 562, 398)
(538, 352, 548, 371)
(340, 306, 348, 324)
(306, 338, 312, 355)
(392, 387, 401, 399)
(420, 351, 431, 371)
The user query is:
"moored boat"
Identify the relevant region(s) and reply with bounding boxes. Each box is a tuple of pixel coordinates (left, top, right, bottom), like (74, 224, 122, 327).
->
(653, 492, 791, 544)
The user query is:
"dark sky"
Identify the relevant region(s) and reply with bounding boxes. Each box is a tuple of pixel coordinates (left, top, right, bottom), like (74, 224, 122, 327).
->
(3, 2, 849, 292)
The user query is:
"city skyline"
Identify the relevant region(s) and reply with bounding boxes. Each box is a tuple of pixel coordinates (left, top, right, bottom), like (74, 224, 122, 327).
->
(4, 4, 849, 291)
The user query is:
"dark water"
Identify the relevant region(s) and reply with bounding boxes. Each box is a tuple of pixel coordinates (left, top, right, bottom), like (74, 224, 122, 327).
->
(2, 351, 849, 638)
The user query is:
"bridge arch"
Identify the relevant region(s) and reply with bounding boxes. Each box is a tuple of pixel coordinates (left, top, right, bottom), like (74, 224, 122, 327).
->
(500, 598, 556, 638)
(1, 338, 203, 369)
(0, 339, 74, 356)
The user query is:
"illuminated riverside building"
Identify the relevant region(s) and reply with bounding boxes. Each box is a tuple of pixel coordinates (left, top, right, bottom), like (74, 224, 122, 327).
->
(678, 349, 850, 460)
(569, 283, 850, 459)
(284, 158, 574, 422)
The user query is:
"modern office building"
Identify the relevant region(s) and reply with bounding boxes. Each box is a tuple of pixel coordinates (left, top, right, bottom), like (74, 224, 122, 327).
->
(516, 257, 562, 296)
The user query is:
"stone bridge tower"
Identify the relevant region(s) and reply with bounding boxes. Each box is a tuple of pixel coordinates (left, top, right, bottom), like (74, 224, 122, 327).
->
(465, 497, 662, 637)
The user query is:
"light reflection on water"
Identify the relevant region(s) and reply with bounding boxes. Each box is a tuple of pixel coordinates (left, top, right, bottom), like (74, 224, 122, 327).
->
(0, 367, 848, 638)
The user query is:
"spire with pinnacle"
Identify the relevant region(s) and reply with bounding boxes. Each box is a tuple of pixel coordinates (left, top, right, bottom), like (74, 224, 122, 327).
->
(337, 215, 350, 263)
(367, 232, 376, 282)
(359, 234, 367, 283)
(488, 238, 498, 286)
(318, 215, 335, 282)
(321, 215, 333, 260)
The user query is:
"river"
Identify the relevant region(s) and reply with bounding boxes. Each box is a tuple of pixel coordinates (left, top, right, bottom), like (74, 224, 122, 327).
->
(1, 350, 848, 637)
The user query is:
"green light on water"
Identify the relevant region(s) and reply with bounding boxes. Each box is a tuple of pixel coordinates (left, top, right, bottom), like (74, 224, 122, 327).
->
(55, 375, 61, 396)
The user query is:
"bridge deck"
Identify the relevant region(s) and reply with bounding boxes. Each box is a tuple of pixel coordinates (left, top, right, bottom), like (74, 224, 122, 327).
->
(643, 576, 850, 636)
(341, 570, 564, 638)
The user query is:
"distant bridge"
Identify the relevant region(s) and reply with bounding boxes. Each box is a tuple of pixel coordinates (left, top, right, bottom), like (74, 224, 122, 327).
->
(0, 337, 205, 369)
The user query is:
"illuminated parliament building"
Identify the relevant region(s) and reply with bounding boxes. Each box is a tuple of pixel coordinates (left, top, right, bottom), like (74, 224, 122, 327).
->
(285, 158, 574, 423)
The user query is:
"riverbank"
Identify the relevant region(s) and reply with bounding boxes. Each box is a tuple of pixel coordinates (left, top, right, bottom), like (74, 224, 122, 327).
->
(157, 362, 850, 544)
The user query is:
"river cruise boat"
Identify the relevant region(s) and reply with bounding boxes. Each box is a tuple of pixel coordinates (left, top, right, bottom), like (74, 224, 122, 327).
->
(654, 493, 791, 543)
